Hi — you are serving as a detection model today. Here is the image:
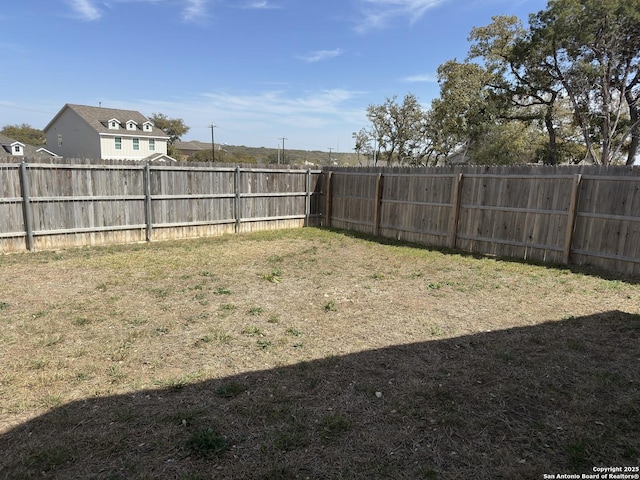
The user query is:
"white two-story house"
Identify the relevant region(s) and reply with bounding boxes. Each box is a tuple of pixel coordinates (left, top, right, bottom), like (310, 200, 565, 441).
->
(44, 104, 175, 161)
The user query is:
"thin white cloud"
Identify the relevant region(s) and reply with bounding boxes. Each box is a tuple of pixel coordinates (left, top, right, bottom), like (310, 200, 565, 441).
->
(193, 88, 363, 132)
(66, 0, 102, 20)
(403, 73, 437, 83)
(298, 49, 344, 63)
(135, 89, 361, 123)
(203, 89, 357, 116)
(129, 88, 367, 150)
(356, 0, 446, 33)
(71, 0, 208, 23)
(182, 0, 208, 22)
(242, 1, 280, 9)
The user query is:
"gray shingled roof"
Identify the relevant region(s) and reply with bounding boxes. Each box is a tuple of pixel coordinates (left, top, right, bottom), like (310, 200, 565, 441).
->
(0, 133, 58, 158)
(175, 140, 212, 151)
(48, 104, 169, 138)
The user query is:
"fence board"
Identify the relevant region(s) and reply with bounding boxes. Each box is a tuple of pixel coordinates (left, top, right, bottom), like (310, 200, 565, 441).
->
(329, 172, 379, 233)
(378, 173, 455, 246)
(326, 165, 640, 278)
(0, 161, 323, 253)
(571, 174, 640, 276)
(0, 165, 24, 249)
(454, 174, 574, 264)
(2, 161, 640, 278)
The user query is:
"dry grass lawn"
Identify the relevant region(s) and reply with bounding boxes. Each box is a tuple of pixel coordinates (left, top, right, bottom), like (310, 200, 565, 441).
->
(0, 227, 639, 479)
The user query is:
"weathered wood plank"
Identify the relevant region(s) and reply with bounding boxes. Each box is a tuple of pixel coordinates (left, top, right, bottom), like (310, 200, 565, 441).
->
(2, 162, 640, 278)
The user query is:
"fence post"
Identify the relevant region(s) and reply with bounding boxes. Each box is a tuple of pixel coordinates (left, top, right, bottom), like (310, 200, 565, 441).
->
(563, 173, 582, 265)
(373, 173, 384, 236)
(144, 163, 153, 241)
(324, 171, 333, 228)
(19, 161, 34, 252)
(235, 166, 241, 233)
(448, 173, 463, 249)
(305, 169, 311, 227)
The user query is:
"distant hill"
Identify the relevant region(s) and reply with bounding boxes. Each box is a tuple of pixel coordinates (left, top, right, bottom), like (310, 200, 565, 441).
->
(175, 141, 364, 167)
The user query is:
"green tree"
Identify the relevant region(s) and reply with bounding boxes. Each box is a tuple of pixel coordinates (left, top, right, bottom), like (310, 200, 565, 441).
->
(529, 0, 640, 165)
(190, 150, 214, 162)
(429, 58, 547, 165)
(189, 147, 259, 165)
(149, 113, 189, 157)
(472, 121, 542, 165)
(468, 15, 566, 164)
(352, 128, 371, 165)
(1, 124, 46, 145)
(365, 94, 429, 165)
(429, 60, 497, 163)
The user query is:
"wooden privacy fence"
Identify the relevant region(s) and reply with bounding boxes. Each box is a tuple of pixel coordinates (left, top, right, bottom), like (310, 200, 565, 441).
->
(0, 162, 323, 252)
(3, 161, 640, 278)
(324, 165, 640, 277)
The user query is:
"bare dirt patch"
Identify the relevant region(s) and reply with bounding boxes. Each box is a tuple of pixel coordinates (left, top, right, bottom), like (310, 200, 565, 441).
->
(1, 228, 639, 478)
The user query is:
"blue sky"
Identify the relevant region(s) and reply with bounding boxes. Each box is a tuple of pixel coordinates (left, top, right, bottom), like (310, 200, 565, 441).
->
(1, 0, 547, 152)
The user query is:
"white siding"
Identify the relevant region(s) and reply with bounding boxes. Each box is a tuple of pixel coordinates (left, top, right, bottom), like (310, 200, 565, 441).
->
(100, 135, 168, 160)
(11, 143, 25, 156)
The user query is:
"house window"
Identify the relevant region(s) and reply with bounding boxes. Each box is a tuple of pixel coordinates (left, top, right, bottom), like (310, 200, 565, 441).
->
(149, 139, 155, 151)
(111, 121, 118, 129)
(58, 134, 63, 147)
(133, 138, 140, 150)
(14, 145, 21, 153)
(115, 137, 122, 150)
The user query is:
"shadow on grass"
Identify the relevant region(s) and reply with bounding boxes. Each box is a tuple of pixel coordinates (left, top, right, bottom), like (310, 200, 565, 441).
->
(1, 311, 639, 479)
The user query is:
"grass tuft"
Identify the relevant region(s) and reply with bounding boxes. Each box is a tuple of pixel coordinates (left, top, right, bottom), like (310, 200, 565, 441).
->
(185, 428, 230, 458)
(214, 382, 246, 398)
(259, 268, 282, 283)
(323, 300, 337, 312)
(242, 326, 263, 336)
(320, 412, 352, 441)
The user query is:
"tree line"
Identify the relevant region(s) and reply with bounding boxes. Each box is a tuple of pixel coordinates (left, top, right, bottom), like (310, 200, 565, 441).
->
(356, 0, 640, 166)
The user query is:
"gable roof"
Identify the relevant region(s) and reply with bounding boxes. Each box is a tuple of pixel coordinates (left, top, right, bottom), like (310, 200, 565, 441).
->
(144, 153, 178, 163)
(44, 104, 170, 139)
(0, 135, 24, 149)
(0, 133, 60, 158)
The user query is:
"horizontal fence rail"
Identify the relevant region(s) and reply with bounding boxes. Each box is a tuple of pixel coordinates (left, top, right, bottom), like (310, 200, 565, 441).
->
(0, 161, 323, 252)
(324, 165, 640, 278)
(2, 160, 640, 278)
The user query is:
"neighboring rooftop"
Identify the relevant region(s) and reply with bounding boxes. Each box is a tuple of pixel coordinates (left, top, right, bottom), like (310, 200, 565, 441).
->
(0, 133, 59, 159)
(175, 140, 211, 152)
(44, 104, 169, 138)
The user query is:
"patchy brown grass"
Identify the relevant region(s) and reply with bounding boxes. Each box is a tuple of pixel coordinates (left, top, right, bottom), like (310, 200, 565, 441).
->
(0, 227, 639, 479)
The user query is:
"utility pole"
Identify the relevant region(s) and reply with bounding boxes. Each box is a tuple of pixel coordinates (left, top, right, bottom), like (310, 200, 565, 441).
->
(373, 137, 377, 166)
(209, 123, 217, 162)
(328, 147, 333, 165)
(279, 137, 287, 164)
